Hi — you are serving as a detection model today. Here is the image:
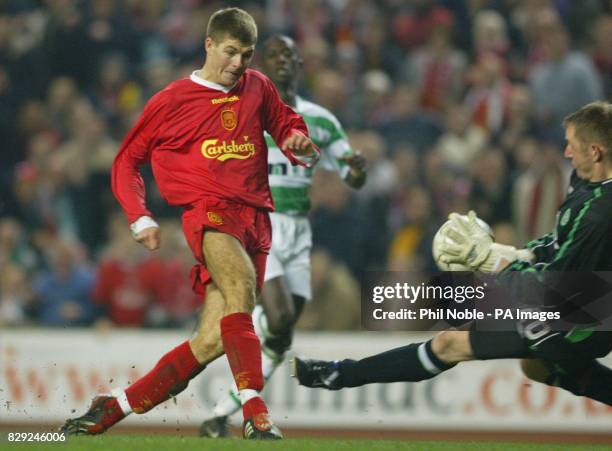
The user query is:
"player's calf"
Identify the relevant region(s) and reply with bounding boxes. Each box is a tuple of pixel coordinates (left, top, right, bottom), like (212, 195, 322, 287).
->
(431, 330, 475, 364)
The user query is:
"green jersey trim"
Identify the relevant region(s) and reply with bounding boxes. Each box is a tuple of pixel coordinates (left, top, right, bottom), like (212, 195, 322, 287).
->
(271, 186, 311, 214)
(564, 328, 594, 343)
(544, 186, 602, 269)
(516, 187, 602, 273)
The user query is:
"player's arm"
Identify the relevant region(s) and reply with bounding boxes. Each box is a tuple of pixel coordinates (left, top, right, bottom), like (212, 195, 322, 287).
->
(317, 110, 367, 189)
(261, 77, 320, 167)
(523, 233, 557, 265)
(341, 151, 367, 189)
(111, 93, 168, 250)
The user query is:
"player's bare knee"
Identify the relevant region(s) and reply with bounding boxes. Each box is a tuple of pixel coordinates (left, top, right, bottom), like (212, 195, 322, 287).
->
(431, 330, 473, 364)
(189, 335, 223, 364)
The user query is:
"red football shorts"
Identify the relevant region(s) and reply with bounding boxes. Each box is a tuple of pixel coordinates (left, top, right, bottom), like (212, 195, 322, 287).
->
(181, 197, 271, 296)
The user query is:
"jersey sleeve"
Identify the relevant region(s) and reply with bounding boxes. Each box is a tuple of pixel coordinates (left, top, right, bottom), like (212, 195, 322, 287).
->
(111, 91, 168, 224)
(316, 111, 353, 179)
(261, 77, 319, 167)
(525, 233, 557, 265)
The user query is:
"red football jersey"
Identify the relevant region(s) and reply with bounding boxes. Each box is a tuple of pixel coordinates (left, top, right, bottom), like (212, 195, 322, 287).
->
(112, 69, 315, 223)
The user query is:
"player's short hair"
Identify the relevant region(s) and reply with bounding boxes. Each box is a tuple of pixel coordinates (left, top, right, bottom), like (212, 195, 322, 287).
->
(563, 101, 612, 157)
(206, 7, 257, 46)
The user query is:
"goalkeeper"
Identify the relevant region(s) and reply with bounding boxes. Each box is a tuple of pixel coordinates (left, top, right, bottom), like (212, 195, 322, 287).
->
(294, 101, 612, 406)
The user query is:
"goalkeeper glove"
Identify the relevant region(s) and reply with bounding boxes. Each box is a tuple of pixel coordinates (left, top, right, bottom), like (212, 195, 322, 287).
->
(438, 211, 533, 273)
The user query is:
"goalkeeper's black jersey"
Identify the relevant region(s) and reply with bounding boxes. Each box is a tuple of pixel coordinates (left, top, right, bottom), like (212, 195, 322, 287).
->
(501, 172, 612, 315)
(510, 171, 612, 271)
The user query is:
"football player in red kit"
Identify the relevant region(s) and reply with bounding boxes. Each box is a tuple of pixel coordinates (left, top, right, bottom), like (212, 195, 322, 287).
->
(61, 7, 318, 440)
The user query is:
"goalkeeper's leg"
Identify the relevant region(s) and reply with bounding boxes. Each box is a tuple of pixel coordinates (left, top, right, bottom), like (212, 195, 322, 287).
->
(521, 331, 612, 406)
(523, 358, 612, 406)
(295, 325, 530, 389)
(294, 330, 468, 389)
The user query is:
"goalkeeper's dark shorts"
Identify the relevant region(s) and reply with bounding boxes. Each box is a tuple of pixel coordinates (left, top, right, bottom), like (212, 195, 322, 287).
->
(468, 319, 612, 366)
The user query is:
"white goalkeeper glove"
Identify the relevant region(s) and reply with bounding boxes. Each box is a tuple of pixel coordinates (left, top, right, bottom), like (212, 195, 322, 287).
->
(434, 211, 533, 273)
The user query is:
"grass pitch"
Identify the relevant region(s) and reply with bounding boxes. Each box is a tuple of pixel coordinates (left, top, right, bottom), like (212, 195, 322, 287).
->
(2, 436, 611, 451)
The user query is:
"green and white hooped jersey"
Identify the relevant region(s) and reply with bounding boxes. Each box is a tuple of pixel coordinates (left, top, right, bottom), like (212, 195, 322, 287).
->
(267, 96, 352, 215)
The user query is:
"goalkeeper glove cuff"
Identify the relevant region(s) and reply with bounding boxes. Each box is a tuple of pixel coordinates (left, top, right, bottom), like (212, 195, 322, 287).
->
(479, 244, 534, 273)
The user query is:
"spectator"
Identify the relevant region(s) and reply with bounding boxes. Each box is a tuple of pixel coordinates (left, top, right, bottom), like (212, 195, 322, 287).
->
(0, 217, 38, 272)
(469, 147, 513, 225)
(464, 52, 513, 135)
(436, 104, 487, 172)
(498, 84, 537, 153)
(591, 15, 612, 98)
(33, 240, 96, 327)
(297, 249, 360, 331)
(387, 185, 438, 272)
(401, 18, 466, 113)
(529, 20, 603, 139)
(145, 220, 201, 328)
(56, 100, 118, 252)
(0, 264, 31, 327)
(376, 84, 443, 153)
(391, 0, 454, 51)
(472, 9, 510, 60)
(310, 169, 369, 277)
(511, 138, 569, 243)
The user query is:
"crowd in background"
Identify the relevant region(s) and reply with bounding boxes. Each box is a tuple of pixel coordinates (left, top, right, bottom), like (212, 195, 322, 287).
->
(1, 0, 611, 329)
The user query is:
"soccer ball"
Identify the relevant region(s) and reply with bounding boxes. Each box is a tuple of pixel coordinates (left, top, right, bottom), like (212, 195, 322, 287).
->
(432, 215, 494, 271)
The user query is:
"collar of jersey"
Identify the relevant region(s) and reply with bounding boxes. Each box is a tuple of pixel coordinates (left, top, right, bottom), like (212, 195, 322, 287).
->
(189, 71, 235, 93)
(597, 178, 612, 186)
(587, 177, 612, 188)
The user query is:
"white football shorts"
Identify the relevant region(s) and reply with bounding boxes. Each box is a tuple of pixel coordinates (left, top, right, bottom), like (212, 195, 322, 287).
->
(264, 212, 312, 301)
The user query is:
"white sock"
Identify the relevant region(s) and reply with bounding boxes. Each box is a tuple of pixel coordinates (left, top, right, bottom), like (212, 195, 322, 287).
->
(111, 389, 132, 416)
(261, 345, 284, 380)
(212, 385, 241, 418)
(238, 388, 259, 406)
(210, 345, 284, 418)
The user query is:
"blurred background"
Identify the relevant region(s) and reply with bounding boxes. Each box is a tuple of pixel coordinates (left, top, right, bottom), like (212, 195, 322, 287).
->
(1, 0, 612, 441)
(1, 0, 611, 331)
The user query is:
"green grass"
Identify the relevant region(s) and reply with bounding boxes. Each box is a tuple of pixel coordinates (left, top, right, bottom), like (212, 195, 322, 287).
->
(1, 436, 611, 451)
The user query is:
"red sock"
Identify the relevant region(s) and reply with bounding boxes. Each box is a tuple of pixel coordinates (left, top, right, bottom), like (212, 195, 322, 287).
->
(125, 341, 205, 413)
(220, 312, 267, 419)
(243, 396, 268, 419)
(91, 396, 125, 432)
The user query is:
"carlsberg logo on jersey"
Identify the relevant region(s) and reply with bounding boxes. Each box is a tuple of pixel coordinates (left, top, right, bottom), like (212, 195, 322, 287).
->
(201, 137, 256, 161)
